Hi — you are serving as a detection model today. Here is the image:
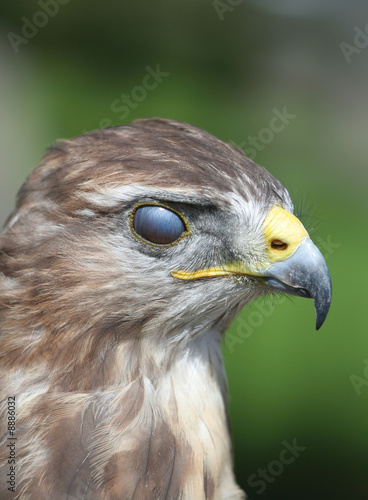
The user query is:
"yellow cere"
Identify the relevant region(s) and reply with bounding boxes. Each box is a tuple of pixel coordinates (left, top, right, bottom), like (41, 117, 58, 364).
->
(171, 206, 309, 281)
(263, 206, 309, 263)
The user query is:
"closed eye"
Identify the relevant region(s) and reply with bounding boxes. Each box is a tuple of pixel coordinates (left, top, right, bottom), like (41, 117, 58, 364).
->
(131, 204, 189, 246)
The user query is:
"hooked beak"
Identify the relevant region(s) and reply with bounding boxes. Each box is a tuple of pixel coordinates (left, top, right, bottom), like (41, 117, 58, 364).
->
(263, 237, 332, 330)
(259, 206, 332, 330)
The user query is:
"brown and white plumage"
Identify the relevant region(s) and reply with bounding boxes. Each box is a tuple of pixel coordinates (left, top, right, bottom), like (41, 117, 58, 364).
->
(0, 119, 331, 499)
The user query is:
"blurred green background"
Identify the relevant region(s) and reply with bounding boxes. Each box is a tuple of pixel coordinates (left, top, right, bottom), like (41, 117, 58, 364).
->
(0, 1, 367, 498)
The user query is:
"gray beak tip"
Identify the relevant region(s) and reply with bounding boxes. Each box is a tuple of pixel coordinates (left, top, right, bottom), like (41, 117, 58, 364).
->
(264, 238, 332, 331)
(316, 318, 324, 331)
(314, 273, 332, 331)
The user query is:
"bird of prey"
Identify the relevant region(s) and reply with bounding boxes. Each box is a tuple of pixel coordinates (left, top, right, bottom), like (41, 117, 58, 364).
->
(0, 118, 331, 499)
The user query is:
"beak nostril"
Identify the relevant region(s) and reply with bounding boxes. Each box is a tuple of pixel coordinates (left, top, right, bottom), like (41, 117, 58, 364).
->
(271, 239, 288, 251)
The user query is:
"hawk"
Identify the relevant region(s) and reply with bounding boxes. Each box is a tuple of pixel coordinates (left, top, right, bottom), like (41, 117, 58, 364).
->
(0, 119, 331, 499)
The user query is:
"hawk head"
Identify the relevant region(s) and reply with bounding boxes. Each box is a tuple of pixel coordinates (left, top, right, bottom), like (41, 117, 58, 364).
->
(0, 118, 331, 499)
